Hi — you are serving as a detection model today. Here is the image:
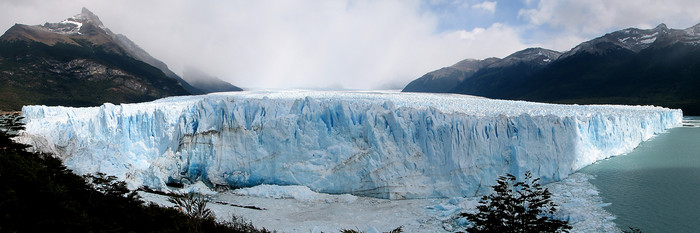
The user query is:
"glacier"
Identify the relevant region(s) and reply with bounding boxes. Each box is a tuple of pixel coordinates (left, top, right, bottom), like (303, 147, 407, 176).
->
(19, 90, 682, 199)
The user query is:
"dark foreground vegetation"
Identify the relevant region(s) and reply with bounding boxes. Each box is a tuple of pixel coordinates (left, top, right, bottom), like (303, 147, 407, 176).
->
(459, 171, 572, 233)
(0, 113, 271, 232)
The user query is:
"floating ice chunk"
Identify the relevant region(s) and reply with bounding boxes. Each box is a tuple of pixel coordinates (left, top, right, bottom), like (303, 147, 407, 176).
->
(232, 184, 358, 203)
(178, 181, 217, 195)
(233, 185, 319, 201)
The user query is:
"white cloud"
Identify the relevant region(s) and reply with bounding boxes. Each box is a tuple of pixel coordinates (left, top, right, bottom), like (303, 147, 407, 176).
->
(519, 0, 700, 35)
(514, 0, 700, 52)
(542, 34, 588, 52)
(0, 0, 531, 90)
(451, 0, 470, 9)
(442, 23, 529, 58)
(472, 1, 497, 14)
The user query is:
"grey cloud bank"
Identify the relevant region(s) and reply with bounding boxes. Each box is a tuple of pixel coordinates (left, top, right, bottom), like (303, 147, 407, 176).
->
(2, 0, 700, 90)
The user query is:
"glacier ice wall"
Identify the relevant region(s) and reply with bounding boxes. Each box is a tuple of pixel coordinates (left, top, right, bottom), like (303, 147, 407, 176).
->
(20, 90, 682, 199)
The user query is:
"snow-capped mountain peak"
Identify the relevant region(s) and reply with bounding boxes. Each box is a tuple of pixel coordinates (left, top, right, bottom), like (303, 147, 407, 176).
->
(598, 26, 664, 51)
(654, 23, 668, 30)
(42, 7, 106, 35)
(74, 7, 106, 28)
(558, 23, 700, 59)
(0, 7, 216, 95)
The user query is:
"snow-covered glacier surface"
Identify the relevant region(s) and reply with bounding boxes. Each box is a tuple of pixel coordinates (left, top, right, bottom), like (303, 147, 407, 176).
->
(20, 90, 682, 199)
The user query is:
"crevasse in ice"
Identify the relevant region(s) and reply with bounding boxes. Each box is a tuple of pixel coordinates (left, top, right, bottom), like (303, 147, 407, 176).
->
(19, 90, 682, 199)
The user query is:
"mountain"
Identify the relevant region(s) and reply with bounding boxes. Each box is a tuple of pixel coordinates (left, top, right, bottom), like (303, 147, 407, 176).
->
(403, 23, 700, 115)
(182, 67, 243, 93)
(109, 32, 204, 95)
(0, 8, 200, 110)
(403, 48, 559, 93)
(449, 48, 561, 98)
(402, 58, 499, 93)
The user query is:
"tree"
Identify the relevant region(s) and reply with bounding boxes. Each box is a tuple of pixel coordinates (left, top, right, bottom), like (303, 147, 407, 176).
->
(0, 113, 29, 153)
(168, 192, 215, 220)
(84, 172, 141, 202)
(460, 171, 572, 233)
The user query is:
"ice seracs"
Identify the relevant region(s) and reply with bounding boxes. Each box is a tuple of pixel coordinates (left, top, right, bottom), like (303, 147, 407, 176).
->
(19, 90, 682, 199)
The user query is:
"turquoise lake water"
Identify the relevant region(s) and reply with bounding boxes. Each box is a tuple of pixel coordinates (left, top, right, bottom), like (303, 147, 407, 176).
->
(578, 117, 700, 233)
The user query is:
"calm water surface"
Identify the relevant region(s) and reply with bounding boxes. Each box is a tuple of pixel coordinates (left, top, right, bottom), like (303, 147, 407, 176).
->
(579, 117, 700, 233)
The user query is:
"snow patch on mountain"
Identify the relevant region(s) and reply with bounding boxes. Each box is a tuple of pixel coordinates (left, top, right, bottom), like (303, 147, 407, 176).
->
(43, 19, 83, 35)
(42, 7, 106, 35)
(19, 90, 682, 199)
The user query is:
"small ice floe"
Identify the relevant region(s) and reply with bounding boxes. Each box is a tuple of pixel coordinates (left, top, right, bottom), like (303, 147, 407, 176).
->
(682, 119, 700, 127)
(232, 184, 358, 203)
(177, 181, 217, 195)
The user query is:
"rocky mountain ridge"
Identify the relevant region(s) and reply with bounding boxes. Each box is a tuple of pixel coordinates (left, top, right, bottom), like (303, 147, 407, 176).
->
(560, 23, 700, 59)
(402, 48, 559, 93)
(0, 8, 241, 111)
(403, 23, 700, 115)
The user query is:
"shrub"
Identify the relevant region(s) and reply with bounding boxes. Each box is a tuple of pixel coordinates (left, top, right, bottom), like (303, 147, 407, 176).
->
(168, 192, 215, 220)
(339, 226, 403, 233)
(460, 171, 572, 233)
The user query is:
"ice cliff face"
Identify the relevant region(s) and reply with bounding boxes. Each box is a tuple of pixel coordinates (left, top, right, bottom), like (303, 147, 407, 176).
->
(19, 90, 682, 199)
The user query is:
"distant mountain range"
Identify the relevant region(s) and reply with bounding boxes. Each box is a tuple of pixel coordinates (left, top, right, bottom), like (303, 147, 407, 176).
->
(182, 67, 242, 93)
(0, 8, 241, 111)
(403, 23, 700, 115)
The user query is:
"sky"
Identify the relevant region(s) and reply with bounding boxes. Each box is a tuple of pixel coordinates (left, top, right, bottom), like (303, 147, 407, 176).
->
(2, 0, 700, 90)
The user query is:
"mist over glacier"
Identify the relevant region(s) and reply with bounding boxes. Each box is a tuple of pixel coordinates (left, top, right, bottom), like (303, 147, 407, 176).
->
(19, 90, 681, 199)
